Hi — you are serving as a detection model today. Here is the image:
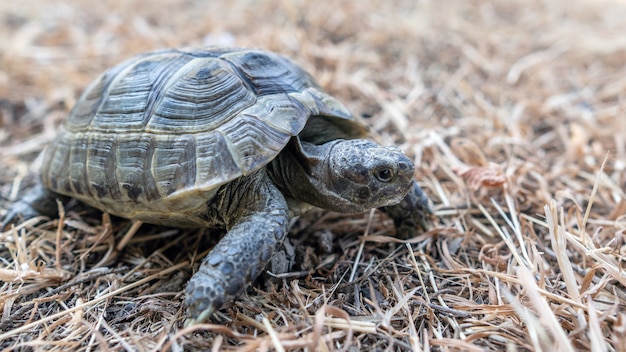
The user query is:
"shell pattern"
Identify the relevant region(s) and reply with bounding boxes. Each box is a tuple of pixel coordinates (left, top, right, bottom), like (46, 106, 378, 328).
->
(41, 48, 357, 219)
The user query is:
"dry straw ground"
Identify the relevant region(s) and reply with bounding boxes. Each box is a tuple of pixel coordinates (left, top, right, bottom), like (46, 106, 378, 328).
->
(1, 0, 625, 351)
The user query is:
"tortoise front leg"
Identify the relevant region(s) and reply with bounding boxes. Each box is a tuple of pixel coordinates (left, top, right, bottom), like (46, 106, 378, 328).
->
(380, 180, 432, 238)
(184, 174, 289, 325)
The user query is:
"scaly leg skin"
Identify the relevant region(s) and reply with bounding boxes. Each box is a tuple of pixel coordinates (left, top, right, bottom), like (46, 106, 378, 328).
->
(1, 184, 65, 230)
(380, 180, 432, 238)
(184, 174, 289, 325)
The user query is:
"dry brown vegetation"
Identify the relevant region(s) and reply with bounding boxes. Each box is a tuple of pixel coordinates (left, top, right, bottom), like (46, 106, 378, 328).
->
(1, 0, 626, 350)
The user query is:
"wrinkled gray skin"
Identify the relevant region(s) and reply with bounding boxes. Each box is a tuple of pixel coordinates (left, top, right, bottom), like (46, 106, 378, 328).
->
(1, 48, 432, 325)
(184, 139, 430, 324)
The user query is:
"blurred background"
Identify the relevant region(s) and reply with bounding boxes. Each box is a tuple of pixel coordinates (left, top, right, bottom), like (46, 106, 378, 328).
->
(1, 0, 625, 350)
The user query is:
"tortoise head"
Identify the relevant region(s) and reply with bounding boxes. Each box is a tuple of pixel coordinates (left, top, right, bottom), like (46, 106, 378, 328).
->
(270, 138, 416, 214)
(324, 139, 415, 213)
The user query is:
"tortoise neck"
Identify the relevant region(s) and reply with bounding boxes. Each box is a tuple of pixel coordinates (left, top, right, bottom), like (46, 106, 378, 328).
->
(267, 138, 354, 212)
(267, 138, 331, 199)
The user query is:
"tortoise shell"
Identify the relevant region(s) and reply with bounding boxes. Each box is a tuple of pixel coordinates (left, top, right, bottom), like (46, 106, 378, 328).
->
(41, 48, 366, 223)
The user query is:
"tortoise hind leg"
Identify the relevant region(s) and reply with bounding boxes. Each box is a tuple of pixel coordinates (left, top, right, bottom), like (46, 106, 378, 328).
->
(380, 180, 432, 238)
(2, 184, 65, 230)
(184, 173, 289, 325)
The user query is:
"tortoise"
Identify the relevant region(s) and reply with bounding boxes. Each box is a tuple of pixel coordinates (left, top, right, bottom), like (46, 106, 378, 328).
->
(2, 48, 431, 324)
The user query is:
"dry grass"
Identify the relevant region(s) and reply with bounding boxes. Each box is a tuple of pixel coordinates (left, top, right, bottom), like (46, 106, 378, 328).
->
(1, 0, 625, 350)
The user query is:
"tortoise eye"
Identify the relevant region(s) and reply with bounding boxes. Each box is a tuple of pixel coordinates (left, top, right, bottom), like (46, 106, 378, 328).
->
(375, 168, 394, 183)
